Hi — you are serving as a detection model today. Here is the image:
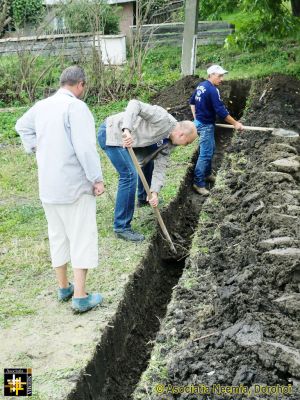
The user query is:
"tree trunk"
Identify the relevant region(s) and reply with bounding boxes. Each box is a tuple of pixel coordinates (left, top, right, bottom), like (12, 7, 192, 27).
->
(291, 0, 300, 16)
(0, 0, 10, 36)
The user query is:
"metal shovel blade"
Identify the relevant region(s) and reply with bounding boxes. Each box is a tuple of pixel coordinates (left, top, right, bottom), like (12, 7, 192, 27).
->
(271, 128, 299, 138)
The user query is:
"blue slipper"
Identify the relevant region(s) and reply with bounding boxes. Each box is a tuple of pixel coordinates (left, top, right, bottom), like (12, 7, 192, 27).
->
(72, 293, 103, 313)
(58, 282, 74, 302)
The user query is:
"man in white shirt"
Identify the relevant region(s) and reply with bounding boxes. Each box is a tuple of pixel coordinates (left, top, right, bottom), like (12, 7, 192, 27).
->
(15, 66, 105, 313)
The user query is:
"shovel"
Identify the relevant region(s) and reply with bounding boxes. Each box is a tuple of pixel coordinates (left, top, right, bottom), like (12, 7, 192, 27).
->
(124, 142, 177, 254)
(216, 124, 299, 138)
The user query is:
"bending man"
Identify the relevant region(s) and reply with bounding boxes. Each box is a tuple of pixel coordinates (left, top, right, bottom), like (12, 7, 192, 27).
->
(98, 99, 197, 242)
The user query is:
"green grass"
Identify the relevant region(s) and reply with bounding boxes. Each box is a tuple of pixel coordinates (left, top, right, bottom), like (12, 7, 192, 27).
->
(195, 38, 300, 79)
(140, 8, 300, 81)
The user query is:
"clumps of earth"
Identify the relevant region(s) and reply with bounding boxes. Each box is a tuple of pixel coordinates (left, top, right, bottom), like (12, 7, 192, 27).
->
(134, 74, 300, 400)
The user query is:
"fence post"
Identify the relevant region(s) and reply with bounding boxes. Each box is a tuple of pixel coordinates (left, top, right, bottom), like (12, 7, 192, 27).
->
(181, 0, 199, 76)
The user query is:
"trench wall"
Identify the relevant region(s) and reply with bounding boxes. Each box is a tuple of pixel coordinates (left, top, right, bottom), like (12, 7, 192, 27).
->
(67, 79, 249, 400)
(133, 75, 300, 400)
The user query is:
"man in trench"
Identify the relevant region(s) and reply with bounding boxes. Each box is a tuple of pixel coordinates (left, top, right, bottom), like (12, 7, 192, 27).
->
(190, 64, 244, 196)
(97, 99, 197, 242)
(15, 66, 105, 313)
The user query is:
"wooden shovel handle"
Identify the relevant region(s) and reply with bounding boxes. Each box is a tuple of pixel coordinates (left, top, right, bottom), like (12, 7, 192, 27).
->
(126, 146, 177, 254)
(216, 123, 273, 132)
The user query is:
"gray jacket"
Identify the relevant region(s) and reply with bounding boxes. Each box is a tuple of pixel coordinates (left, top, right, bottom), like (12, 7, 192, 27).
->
(105, 100, 177, 193)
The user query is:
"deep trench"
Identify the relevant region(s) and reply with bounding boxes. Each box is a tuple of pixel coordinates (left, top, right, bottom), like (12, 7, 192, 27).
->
(67, 80, 251, 400)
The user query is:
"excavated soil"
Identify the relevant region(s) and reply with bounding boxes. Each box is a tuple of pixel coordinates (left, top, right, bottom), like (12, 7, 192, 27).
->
(134, 74, 300, 400)
(69, 74, 299, 400)
(69, 78, 248, 400)
(152, 75, 249, 122)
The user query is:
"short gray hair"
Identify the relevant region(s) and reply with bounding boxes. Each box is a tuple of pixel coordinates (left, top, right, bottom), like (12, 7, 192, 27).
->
(60, 66, 86, 87)
(178, 120, 197, 136)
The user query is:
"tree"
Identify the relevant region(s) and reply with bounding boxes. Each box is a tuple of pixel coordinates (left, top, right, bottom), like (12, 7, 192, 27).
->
(291, 0, 300, 16)
(12, 0, 44, 28)
(198, 0, 239, 20)
(0, 0, 11, 36)
(62, 0, 120, 34)
(243, 0, 296, 35)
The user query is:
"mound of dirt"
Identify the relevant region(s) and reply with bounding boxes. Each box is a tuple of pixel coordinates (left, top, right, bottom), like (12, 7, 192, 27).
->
(247, 74, 300, 132)
(152, 75, 251, 121)
(152, 75, 200, 109)
(134, 74, 300, 400)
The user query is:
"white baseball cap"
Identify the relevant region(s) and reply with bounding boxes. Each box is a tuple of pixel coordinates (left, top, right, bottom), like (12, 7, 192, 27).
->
(207, 65, 228, 75)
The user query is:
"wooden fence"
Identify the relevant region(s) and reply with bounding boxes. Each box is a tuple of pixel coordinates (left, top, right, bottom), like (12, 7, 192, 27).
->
(147, 0, 184, 24)
(130, 21, 235, 47)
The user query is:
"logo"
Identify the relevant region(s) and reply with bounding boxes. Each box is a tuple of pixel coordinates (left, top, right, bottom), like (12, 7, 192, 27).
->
(4, 369, 32, 397)
(195, 85, 206, 101)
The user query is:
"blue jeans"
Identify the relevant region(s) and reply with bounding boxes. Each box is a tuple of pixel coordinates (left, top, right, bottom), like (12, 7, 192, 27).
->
(98, 123, 137, 232)
(194, 119, 215, 187)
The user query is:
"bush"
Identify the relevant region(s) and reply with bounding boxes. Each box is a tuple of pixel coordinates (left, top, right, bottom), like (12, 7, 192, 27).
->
(12, 0, 44, 28)
(0, 55, 68, 105)
(241, 0, 297, 37)
(199, 0, 239, 20)
(62, 0, 120, 34)
(222, 0, 300, 50)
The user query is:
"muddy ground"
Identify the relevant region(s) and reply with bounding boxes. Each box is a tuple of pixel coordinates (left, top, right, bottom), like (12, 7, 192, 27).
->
(68, 78, 246, 400)
(134, 74, 300, 400)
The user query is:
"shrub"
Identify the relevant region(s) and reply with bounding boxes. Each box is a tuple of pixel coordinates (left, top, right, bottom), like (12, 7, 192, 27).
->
(199, 0, 239, 20)
(62, 0, 120, 34)
(12, 0, 44, 28)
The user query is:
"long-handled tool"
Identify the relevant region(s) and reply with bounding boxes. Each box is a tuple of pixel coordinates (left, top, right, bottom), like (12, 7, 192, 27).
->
(216, 123, 299, 138)
(125, 145, 177, 254)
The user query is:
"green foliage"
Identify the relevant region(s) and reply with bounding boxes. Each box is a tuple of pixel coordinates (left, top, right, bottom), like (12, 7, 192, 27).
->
(198, 0, 300, 49)
(141, 46, 181, 89)
(199, 0, 239, 20)
(0, 109, 25, 142)
(92, 101, 127, 125)
(62, 0, 120, 34)
(0, 54, 68, 105)
(0, 7, 299, 110)
(12, 0, 43, 28)
(221, 0, 300, 50)
(140, 0, 168, 15)
(241, 0, 297, 45)
(0, 0, 11, 35)
(196, 38, 300, 79)
(0, 31, 299, 111)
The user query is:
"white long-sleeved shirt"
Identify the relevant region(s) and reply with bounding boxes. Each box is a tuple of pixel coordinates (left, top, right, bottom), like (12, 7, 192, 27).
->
(15, 88, 103, 204)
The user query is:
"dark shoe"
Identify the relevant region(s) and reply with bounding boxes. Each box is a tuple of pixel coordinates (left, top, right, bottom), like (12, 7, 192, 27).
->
(58, 282, 74, 302)
(193, 184, 210, 196)
(205, 174, 216, 183)
(115, 229, 145, 242)
(137, 199, 149, 208)
(72, 293, 103, 313)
